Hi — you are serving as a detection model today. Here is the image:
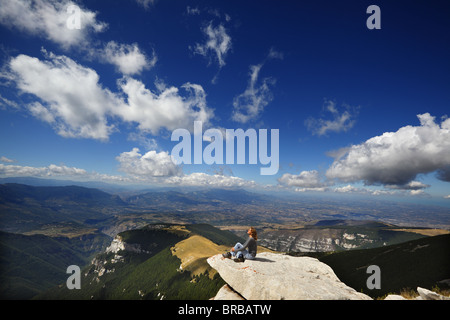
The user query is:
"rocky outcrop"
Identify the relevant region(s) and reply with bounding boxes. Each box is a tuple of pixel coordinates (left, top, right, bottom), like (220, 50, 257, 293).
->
(384, 287, 450, 300)
(105, 235, 150, 254)
(213, 284, 245, 300)
(207, 252, 372, 300)
(258, 230, 377, 252)
(416, 287, 450, 300)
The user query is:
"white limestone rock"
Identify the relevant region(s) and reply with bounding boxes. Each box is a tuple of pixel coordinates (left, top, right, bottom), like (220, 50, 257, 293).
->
(417, 287, 450, 300)
(213, 284, 245, 300)
(207, 252, 372, 300)
(384, 294, 408, 300)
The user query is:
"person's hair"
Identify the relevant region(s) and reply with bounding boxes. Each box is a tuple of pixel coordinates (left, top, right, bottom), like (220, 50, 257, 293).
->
(249, 227, 257, 240)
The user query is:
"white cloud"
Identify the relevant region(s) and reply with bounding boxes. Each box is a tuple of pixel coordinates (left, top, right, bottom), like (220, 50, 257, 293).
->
(127, 131, 158, 150)
(192, 22, 231, 68)
(165, 172, 256, 188)
(0, 163, 130, 183)
(409, 189, 428, 197)
(134, 0, 156, 10)
(0, 163, 87, 177)
(116, 77, 213, 135)
(28, 102, 56, 124)
(232, 64, 275, 124)
(8, 52, 120, 141)
(6, 52, 213, 140)
(332, 185, 390, 196)
(116, 148, 181, 177)
(0, 156, 15, 163)
(333, 184, 361, 193)
(115, 147, 256, 187)
(331, 184, 429, 197)
(232, 50, 282, 123)
(444, 195, 450, 199)
(0, 0, 107, 49)
(305, 100, 357, 136)
(386, 181, 430, 190)
(294, 187, 328, 193)
(0, 94, 20, 110)
(326, 113, 450, 187)
(102, 41, 157, 75)
(0, 1, 156, 76)
(278, 170, 326, 189)
(0, 161, 256, 189)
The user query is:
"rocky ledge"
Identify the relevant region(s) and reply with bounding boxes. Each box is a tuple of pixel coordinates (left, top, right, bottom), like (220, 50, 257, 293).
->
(207, 252, 372, 300)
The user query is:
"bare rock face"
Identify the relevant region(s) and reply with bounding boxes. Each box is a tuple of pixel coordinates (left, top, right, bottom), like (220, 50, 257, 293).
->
(213, 284, 245, 300)
(207, 252, 372, 300)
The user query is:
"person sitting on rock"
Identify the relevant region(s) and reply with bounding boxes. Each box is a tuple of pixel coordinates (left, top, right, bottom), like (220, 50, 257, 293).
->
(223, 227, 257, 262)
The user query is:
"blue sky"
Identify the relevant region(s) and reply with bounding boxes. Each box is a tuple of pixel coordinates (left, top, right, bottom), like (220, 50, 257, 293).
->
(0, 0, 449, 206)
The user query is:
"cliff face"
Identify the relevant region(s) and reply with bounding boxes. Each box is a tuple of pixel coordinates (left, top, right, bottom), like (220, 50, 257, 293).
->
(105, 235, 150, 254)
(207, 252, 372, 300)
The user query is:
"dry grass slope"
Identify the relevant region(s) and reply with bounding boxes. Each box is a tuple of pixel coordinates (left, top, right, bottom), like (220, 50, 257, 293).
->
(171, 235, 229, 278)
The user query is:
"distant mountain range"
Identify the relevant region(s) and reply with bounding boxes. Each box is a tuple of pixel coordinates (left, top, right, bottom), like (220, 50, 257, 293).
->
(1, 182, 449, 237)
(0, 183, 126, 233)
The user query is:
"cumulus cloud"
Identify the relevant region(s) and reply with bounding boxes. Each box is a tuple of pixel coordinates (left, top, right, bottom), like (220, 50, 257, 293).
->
(0, 0, 107, 49)
(116, 148, 181, 177)
(191, 22, 231, 68)
(278, 170, 327, 189)
(8, 52, 120, 140)
(115, 147, 255, 187)
(102, 41, 157, 75)
(305, 100, 358, 136)
(114, 147, 257, 187)
(116, 77, 212, 135)
(6, 52, 213, 140)
(326, 113, 450, 187)
(0, 1, 156, 76)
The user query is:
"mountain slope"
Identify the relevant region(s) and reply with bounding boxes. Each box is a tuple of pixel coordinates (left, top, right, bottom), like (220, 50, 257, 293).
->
(316, 233, 450, 298)
(37, 224, 240, 300)
(257, 220, 428, 252)
(0, 230, 110, 299)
